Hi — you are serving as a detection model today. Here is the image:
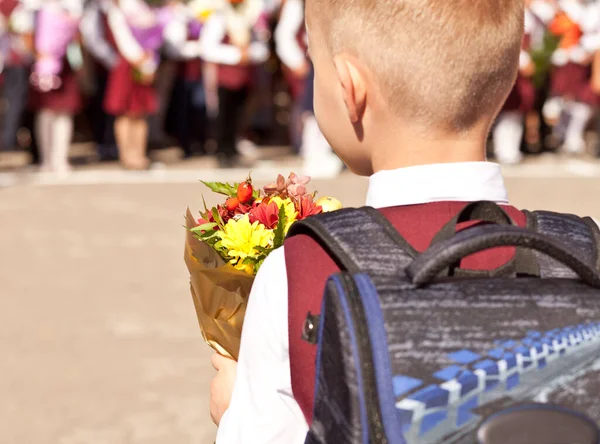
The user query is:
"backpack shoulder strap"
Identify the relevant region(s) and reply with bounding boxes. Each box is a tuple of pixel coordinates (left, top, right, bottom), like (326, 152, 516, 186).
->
(286, 207, 417, 275)
(525, 210, 600, 276)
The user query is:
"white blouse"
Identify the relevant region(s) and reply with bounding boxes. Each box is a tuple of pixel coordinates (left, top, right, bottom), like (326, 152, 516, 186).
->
(201, 11, 269, 66)
(105, 1, 147, 68)
(163, 4, 202, 60)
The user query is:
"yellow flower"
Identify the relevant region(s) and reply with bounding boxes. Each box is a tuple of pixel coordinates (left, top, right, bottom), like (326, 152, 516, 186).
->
(235, 262, 255, 275)
(217, 215, 274, 270)
(270, 196, 298, 234)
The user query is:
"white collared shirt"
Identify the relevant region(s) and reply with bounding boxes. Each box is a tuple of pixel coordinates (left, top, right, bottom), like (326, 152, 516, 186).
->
(216, 162, 509, 444)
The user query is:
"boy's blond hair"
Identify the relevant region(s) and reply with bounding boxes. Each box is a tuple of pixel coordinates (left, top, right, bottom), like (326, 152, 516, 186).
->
(310, 0, 524, 131)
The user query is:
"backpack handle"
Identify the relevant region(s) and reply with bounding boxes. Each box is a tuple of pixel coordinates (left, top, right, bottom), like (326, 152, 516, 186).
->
(407, 225, 600, 288)
(430, 201, 516, 246)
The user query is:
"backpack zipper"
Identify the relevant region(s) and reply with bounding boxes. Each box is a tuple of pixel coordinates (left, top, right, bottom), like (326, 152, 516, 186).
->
(341, 273, 388, 444)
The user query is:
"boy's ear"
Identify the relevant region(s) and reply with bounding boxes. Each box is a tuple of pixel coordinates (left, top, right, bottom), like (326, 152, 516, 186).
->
(333, 55, 367, 124)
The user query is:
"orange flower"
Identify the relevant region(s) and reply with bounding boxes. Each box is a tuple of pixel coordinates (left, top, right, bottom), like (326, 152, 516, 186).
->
(249, 201, 280, 229)
(298, 196, 323, 220)
(549, 12, 583, 49)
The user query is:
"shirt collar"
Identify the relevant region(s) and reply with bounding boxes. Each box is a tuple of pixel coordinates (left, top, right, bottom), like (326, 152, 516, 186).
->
(365, 162, 509, 209)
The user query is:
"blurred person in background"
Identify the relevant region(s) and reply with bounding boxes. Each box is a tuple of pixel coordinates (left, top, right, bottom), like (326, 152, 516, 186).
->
(29, 0, 84, 175)
(80, 0, 119, 162)
(274, 0, 307, 153)
(164, 0, 210, 159)
(492, 0, 543, 165)
(103, 0, 166, 170)
(585, 0, 600, 158)
(275, 0, 341, 177)
(201, 0, 270, 168)
(298, 62, 343, 178)
(542, 0, 600, 155)
(0, 0, 34, 153)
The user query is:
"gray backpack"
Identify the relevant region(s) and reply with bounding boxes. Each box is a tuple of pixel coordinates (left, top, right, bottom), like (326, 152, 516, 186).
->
(288, 201, 600, 444)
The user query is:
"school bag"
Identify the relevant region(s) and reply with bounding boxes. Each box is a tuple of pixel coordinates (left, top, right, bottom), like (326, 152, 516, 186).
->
(287, 201, 600, 444)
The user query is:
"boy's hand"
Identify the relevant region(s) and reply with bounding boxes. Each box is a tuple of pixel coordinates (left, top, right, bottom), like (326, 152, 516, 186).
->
(210, 353, 237, 426)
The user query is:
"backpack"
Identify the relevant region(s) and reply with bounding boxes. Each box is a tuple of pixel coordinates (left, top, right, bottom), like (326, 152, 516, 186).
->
(287, 201, 600, 444)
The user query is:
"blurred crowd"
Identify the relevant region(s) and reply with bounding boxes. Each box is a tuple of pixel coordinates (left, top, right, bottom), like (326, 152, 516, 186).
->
(1, 0, 600, 178)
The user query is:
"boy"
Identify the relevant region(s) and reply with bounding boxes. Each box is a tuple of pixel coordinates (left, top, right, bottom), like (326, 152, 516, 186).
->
(210, 0, 536, 442)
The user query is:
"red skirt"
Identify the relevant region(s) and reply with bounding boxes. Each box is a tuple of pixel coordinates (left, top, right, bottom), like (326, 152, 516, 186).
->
(218, 64, 254, 91)
(103, 56, 158, 116)
(551, 62, 598, 106)
(503, 75, 535, 113)
(29, 64, 82, 113)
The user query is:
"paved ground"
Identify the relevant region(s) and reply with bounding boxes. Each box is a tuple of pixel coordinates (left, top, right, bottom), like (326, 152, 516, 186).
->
(1, 154, 600, 444)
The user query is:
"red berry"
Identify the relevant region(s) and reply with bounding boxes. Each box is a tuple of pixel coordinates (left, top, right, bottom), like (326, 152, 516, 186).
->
(225, 197, 239, 212)
(237, 181, 254, 204)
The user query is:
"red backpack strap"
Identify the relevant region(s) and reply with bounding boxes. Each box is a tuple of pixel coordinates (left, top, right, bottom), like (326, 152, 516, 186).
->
(285, 207, 416, 422)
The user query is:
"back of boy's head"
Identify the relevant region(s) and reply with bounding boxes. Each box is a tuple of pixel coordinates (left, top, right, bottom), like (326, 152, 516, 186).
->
(307, 0, 524, 132)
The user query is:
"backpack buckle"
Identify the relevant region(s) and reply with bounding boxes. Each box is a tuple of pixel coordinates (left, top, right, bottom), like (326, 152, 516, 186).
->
(302, 312, 320, 344)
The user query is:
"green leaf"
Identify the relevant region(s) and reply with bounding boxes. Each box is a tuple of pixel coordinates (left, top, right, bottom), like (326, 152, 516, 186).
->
(530, 31, 561, 89)
(198, 230, 219, 240)
(201, 180, 239, 197)
(212, 207, 225, 228)
(253, 245, 272, 255)
(242, 257, 259, 266)
(252, 188, 261, 199)
(255, 258, 266, 272)
(273, 205, 288, 249)
(191, 222, 218, 233)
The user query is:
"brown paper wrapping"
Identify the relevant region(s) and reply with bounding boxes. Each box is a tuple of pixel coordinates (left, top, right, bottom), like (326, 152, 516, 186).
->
(184, 209, 254, 360)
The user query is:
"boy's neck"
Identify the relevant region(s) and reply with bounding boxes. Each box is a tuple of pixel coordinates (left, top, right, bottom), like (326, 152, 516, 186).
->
(369, 120, 489, 173)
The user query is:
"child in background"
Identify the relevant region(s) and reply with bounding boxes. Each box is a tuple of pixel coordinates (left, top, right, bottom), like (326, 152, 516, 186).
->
(298, 62, 343, 178)
(0, 0, 34, 153)
(164, 0, 206, 159)
(275, 0, 342, 178)
(274, 0, 308, 152)
(103, 0, 165, 170)
(29, 0, 84, 175)
(200, 0, 269, 168)
(543, 0, 600, 154)
(492, 0, 541, 164)
(80, 0, 119, 162)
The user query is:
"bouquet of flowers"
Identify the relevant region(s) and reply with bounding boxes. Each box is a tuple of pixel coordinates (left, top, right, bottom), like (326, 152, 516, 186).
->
(30, 2, 81, 92)
(184, 173, 342, 360)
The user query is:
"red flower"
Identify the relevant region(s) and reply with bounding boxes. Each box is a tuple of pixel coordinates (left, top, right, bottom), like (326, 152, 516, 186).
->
(207, 205, 232, 224)
(298, 196, 323, 220)
(249, 201, 280, 229)
(234, 203, 252, 215)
